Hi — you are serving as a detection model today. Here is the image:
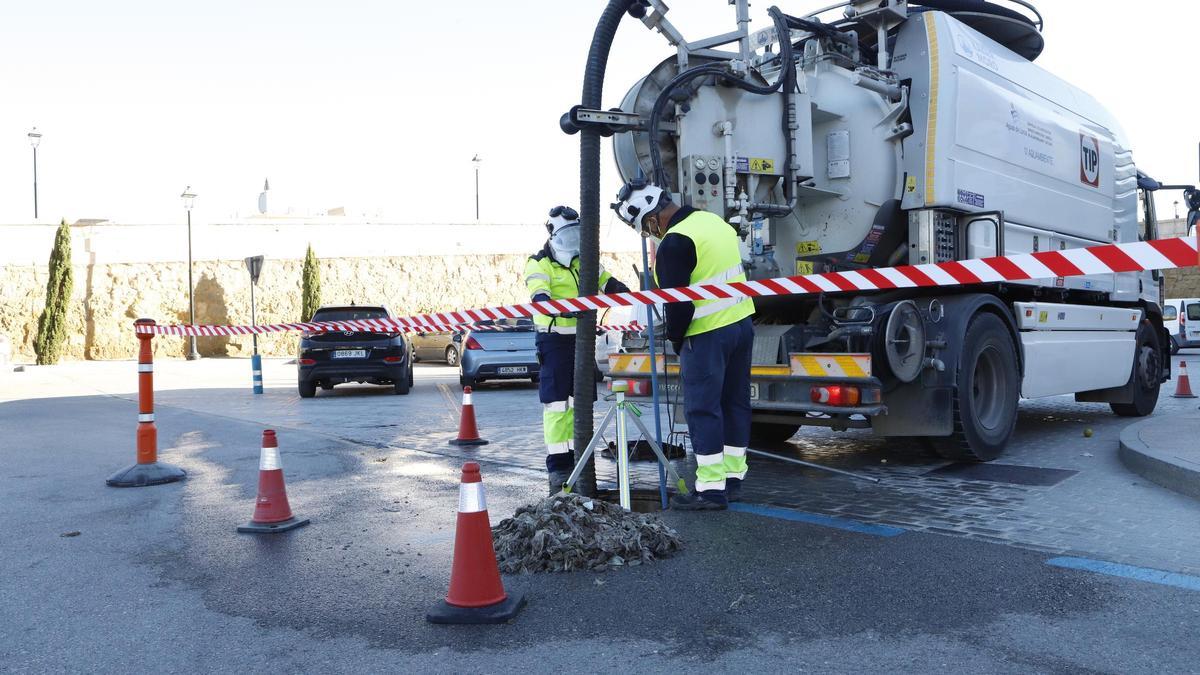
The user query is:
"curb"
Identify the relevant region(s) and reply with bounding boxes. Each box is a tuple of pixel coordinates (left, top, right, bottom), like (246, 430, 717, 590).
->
(1119, 415, 1200, 501)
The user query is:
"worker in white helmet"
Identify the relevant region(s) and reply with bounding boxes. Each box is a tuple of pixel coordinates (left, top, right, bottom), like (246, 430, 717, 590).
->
(612, 179, 754, 510)
(524, 205, 631, 494)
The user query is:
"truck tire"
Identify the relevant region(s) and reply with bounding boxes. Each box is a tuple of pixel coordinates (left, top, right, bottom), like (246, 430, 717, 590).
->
(928, 313, 1019, 462)
(1110, 322, 1161, 417)
(749, 421, 801, 445)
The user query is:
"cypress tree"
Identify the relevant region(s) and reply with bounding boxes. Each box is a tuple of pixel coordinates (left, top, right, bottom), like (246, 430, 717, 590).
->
(301, 244, 321, 321)
(34, 219, 74, 365)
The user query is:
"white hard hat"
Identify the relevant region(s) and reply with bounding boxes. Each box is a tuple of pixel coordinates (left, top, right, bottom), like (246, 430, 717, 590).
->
(611, 179, 670, 234)
(545, 205, 579, 235)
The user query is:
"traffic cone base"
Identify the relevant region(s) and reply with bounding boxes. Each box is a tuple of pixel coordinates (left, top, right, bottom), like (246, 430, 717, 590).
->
(106, 461, 186, 488)
(426, 592, 526, 625)
(237, 516, 310, 534)
(449, 437, 489, 447)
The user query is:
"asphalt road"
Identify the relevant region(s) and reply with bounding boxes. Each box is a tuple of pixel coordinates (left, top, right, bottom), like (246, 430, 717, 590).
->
(3, 356, 1200, 672)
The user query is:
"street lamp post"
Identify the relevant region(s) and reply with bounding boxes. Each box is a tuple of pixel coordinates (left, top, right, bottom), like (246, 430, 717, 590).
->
(28, 128, 41, 220)
(472, 154, 481, 221)
(244, 255, 265, 394)
(181, 187, 200, 360)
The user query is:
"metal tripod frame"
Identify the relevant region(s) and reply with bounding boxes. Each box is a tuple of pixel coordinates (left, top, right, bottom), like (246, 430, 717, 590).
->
(563, 385, 689, 510)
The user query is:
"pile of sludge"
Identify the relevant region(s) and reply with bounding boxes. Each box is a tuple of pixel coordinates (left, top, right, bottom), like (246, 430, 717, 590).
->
(491, 493, 683, 573)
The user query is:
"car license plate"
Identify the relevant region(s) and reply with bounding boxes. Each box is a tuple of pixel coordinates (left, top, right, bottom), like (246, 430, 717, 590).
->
(497, 366, 528, 375)
(332, 349, 366, 359)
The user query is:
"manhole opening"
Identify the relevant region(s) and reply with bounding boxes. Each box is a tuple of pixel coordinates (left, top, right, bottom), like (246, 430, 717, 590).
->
(593, 488, 666, 513)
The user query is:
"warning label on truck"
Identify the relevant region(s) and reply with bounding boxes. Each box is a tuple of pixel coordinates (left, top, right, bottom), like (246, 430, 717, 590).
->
(796, 240, 821, 275)
(736, 157, 777, 175)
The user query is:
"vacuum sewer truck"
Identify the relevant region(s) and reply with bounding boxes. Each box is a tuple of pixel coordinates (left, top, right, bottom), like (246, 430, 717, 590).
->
(575, 0, 1175, 461)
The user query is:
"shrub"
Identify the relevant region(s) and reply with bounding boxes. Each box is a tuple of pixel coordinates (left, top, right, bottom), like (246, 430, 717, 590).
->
(34, 219, 73, 365)
(301, 244, 321, 321)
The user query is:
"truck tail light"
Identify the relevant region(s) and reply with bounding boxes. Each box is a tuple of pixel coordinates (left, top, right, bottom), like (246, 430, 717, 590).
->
(465, 336, 484, 350)
(299, 358, 316, 366)
(608, 379, 650, 395)
(810, 385, 861, 407)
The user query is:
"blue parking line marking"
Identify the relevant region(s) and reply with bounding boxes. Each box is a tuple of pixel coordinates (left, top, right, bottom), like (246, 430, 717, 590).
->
(1046, 557, 1200, 592)
(728, 503, 906, 537)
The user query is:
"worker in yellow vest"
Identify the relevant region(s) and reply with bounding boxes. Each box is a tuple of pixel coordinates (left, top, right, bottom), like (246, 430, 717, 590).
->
(613, 180, 754, 510)
(525, 205, 631, 494)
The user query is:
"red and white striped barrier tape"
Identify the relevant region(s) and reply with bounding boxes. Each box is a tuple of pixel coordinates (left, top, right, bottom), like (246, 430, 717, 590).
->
(141, 320, 649, 337)
(135, 236, 1197, 337)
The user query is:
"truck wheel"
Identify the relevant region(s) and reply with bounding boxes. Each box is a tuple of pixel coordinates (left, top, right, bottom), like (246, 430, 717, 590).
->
(298, 380, 317, 399)
(929, 313, 1019, 462)
(749, 422, 801, 445)
(1111, 323, 1161, 417)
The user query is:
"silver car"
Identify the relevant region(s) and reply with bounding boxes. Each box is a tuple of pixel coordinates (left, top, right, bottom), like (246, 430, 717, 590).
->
(457, 319, 539, 388)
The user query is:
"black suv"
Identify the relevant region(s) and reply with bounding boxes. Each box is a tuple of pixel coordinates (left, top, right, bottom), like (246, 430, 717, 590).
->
(297, 305, 414, 398)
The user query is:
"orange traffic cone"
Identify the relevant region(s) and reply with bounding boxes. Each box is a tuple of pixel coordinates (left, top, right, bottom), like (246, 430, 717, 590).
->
(449, 386, 489, 446)
(1173, 361, 1198, 399)
(237, 430, 310, 533)
(426, 462, 524, 624)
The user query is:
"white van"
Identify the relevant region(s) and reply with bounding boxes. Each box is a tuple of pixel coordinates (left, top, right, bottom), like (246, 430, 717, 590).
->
(1164, 298, 1200, 354)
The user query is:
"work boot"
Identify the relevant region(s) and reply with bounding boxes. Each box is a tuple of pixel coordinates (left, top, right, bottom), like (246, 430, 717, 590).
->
(670, 492, 727, 511)
(726, 478, 743, 503)
(548, 469, 572, 496)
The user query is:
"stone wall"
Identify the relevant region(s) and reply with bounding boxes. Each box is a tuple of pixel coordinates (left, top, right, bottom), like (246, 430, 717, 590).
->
(1164, 267, 1200, 300)
(1, 253, 642, 362)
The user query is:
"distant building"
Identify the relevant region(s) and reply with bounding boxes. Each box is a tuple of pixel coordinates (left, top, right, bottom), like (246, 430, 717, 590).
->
(257, 178, 271, 215)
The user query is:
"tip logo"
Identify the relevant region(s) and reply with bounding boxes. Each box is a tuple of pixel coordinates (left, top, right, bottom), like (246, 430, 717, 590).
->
(1079, 133, 1100, 187)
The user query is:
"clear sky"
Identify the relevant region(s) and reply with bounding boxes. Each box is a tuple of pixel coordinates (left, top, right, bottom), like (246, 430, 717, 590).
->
(0, 0, 1197, 226)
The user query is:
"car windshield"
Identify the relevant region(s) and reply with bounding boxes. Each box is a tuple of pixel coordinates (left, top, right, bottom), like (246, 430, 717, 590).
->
(312, 308, 388, 322)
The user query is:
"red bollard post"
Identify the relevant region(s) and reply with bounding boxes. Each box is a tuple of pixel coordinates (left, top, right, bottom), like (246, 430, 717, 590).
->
(106, 319, 187, 487)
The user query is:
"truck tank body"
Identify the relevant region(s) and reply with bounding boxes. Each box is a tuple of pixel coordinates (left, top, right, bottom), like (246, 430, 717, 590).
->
(893, 12, 1139, 297)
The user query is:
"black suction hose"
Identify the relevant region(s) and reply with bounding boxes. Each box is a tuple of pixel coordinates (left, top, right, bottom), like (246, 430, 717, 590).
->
(574, 0, 636, 497)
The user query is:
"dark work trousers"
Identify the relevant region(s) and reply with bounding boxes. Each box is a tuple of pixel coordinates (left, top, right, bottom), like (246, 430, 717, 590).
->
(678, 316, 754, 504)
(536, 332, 583, 474)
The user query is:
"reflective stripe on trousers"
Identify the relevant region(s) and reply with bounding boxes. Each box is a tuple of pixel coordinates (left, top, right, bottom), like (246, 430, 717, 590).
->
(723, 444, 748, 480)
(544, 396, 574, 455)
(694, 451, 726, 493)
